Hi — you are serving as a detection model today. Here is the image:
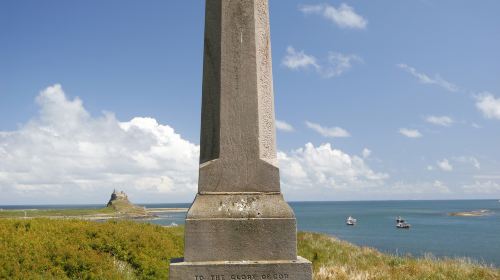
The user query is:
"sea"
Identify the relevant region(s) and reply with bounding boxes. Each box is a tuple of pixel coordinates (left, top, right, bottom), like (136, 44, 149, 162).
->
(2, 200, 499, 267)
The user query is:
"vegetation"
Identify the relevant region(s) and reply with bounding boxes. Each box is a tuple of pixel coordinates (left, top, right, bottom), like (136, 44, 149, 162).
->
(298, 232, 499, 280)
(0, 219, 498, 279)
(0, 205, 150, 219)
(106, 200, 148, 216)
(0, 207, 115, 218)
(0, 219, 183, 279)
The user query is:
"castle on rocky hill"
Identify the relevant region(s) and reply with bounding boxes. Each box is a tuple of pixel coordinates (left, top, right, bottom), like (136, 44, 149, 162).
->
(106, 189, 148, 216)
(107, 189, 130, 207)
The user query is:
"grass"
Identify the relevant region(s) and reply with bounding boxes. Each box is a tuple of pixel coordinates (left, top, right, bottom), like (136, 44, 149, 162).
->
(0, 207, 115, 218)
(0, 219, 498, 279)
(107, 200, 148, 216)
(0, 219, 183, 279)
(0, 200, 148, 219)
(298, 232, 499, 280)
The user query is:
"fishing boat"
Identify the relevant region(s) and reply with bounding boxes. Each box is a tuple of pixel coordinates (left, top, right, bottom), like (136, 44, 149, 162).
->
(346, 216, 357, 226)
(396, 221, 411, 229)
(396, 216, 410, 229)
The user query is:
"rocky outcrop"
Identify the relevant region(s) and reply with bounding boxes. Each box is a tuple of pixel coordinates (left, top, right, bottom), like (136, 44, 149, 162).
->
(448, 209, 491, 217)
(106, 190, 148, 216)
(107, 190, 129, 207)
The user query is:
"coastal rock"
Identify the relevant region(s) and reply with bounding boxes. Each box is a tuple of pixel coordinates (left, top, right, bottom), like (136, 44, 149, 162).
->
(448, 209, 491, 217)
(106, 190, 147, 216)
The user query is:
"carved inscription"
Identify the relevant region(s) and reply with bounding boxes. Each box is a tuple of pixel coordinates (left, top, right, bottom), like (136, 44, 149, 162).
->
(194, 272, 289, 280)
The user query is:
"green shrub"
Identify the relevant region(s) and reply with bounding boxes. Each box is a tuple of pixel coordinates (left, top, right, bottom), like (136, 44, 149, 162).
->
(0, 219, 183, 279)
(298, 232, 499, 280)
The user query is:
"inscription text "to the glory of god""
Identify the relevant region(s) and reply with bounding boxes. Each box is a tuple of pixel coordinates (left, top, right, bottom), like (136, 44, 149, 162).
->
(194, 272, 290, 280)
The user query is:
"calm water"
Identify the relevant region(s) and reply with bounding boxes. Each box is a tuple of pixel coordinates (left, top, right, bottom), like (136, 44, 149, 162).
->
(2, 200, 499, 266)
(291, 200, 500, 267)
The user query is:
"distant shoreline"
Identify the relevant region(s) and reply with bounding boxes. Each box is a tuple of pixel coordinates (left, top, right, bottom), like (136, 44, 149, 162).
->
(0, 207, 188, 220)
(147, 208, 189, 213)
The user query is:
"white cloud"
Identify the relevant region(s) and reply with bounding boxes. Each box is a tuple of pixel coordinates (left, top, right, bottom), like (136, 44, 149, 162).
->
(474, 175, 500, 180)
(397, 64, 459, 92)
(475, 92, 500, 120)
(299, 3, 367, 30)
(425, 115, 454, 127)
(429, 157, 480, 172)
(362, 148, 371, 158)
(283, 47, 361, 78)
(455, 156, 481, 170)
(389, 180, 451, 195)
(0, 84, 390, 203)
(0, 84, 200, 203)
(275, 120, 295, 132)
(282, 46, 319, 70)
(306, 121, 350, 138)
(462, 181, 500, 194)
(432, 180, 452, 193)
(399, 128, 422, 138)
(9, 85, 491, 202)
(323, 52, 362, 78)
(278, 143, 388, 191)
(471, 158, 481, 170)
(437, 159, 453, 172)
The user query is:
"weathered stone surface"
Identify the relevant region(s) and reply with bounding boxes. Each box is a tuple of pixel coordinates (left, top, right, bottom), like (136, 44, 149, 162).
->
(198, 0, 279, 193)
(184, 193, 297, 262)
(183, 193, 298, 262)
(186, 193, 295, 219)
(185, 218, 297, 262)
(170, 257, 312, 280)
(170, 0, 312, 278)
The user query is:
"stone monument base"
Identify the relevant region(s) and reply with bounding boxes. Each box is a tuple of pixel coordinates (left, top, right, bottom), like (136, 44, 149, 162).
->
(170, 256, 312, 280)
(184, 193, 298, 262)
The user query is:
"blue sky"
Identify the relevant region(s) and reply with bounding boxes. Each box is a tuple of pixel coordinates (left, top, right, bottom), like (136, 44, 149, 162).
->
(1, 1, 499, 204)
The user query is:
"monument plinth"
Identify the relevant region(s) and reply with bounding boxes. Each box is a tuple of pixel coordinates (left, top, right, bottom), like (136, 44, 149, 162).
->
(170, 0, 312, 279)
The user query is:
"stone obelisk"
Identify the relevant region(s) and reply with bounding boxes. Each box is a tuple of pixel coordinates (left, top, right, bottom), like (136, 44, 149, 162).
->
(170, 0, 312, 279)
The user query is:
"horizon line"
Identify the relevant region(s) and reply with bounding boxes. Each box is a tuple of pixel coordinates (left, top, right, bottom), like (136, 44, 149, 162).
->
(1, 198, 499, 207)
